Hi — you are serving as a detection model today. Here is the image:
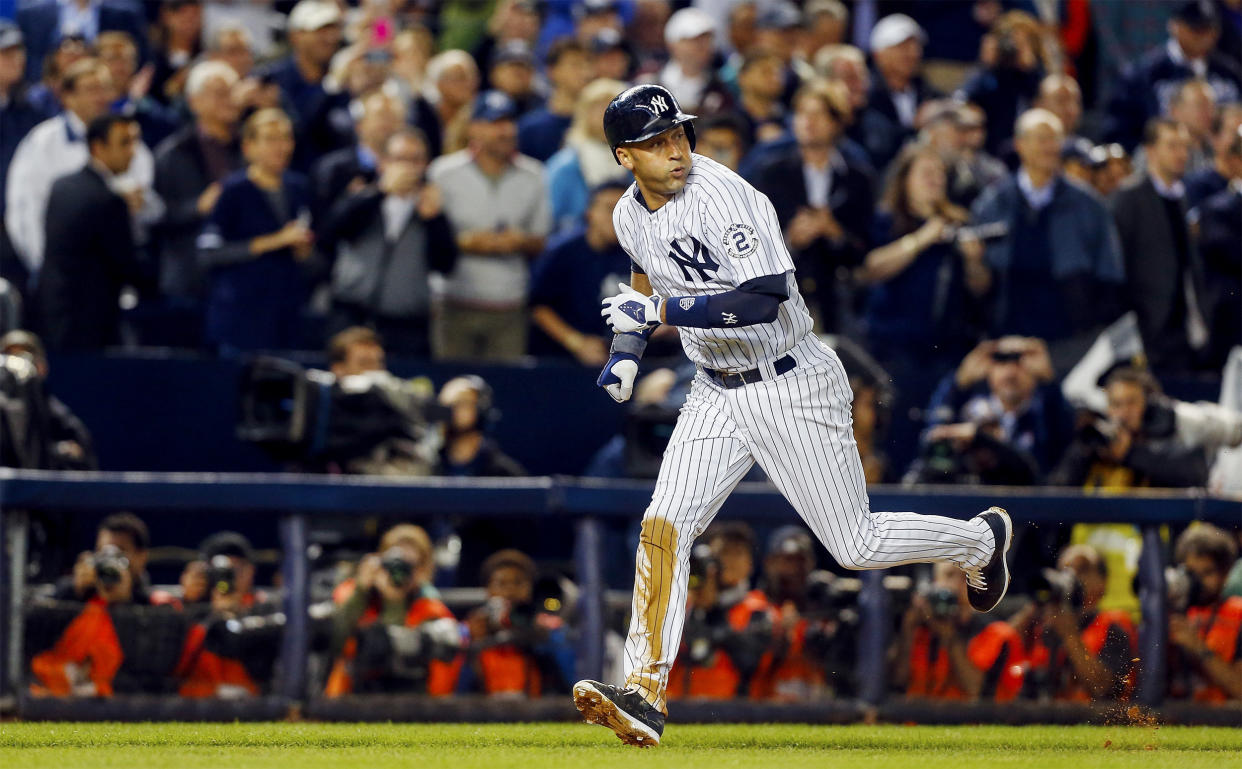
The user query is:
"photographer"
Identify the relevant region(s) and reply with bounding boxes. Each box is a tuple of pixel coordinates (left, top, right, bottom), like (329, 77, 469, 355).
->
(53, 513, 153, 604)
(750, 527, 825, 701)
(438, 375, 524, 477)
(1014, 545, 1135, 702)
(666, 543, 775, 701)
(0, 329, 96, 470)
(461, 549, 575, 697)
(892, 561, 1024, 702)
(325, 524, 462, 696)
(1052, 367, 1209, 489)
(1167, 525, 1242, 702)
(174, 532, 279, 698)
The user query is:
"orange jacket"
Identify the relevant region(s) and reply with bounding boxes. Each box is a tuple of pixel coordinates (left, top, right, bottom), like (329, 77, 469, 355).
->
(1186, 596, 1242, 703)
(668, 590, 776, 700)
(1027, 610, 1136, 702)
(173, 593, 264, 698)
(30, 598, 123, 697)
(907, 620, 1025, 701)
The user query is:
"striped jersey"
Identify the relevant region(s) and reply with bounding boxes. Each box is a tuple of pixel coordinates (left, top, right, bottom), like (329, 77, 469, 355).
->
(612, 153, 815, 372)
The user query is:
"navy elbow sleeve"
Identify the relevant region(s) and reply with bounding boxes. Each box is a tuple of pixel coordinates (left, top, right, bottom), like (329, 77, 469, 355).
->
(665, 290, 782, 328)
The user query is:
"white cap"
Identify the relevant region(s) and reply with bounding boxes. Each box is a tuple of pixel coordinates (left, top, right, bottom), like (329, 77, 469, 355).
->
(869, 13, 925, 51)
(664, 7, 717, 45)
(288, 0, 342, 32)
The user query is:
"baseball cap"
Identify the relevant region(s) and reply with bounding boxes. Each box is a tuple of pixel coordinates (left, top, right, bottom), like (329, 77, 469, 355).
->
(757, 1, 803, 30)
(1061, 136, 1094, 164)
(472, 89, 519, 122)
(0, 20, 23, 50)
(493, 40, 536, 68)
(665, 7, 716, 45)
(805, 0, 847, 20)
(590, 27, 626, 54)
(199, 531, 255, 562)
(766, 525, 815, 558)
(287, 0, 342, 32)
(1173, 0, 1220, 28)
(578, 0, 619, 17)
(869, 13, 926, 51)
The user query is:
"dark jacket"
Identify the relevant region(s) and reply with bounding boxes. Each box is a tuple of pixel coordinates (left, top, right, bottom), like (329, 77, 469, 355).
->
(318, 188, 457, 319)
(153, 125, 241, 299)
(1110, 175, 1206, 372)
(37, 164, 141, 350)
(1050, 400, 1209, 489)
(955, 65, 1043, 158)
(1195, 183, 1242, 368)
(310, 145, 379, 224)
(749, 144, 874, 331)
(263, 57, 354, 173)
(1, 84, 51, 216)
(856, 71, 939, 171)
(17, 0, 148, 83)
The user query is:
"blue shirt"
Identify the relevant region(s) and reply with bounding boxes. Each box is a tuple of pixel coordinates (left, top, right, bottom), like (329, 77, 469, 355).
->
(527, 227, 629, 357)
(517, 108, 571, 162)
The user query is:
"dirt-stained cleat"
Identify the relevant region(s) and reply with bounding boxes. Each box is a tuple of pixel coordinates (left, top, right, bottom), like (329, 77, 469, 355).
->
(572, 680, 665, 747)
(964, 506, 1013, 613)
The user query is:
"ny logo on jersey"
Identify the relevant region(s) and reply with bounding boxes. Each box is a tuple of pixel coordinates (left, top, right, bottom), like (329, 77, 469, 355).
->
(650, 95, 668, 113)
(666, 236, 719, 282)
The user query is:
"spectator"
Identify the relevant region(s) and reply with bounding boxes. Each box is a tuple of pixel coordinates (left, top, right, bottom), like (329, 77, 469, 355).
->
(750, 526, 824, 701)
(327, 325, 386, 379)
(153, 60, 241, 306)
(517, 39, 590, 162)
(148, 0, 202, 106)
(1185, 101, 1242, 206)
(0, 21, 46, 286)
(799, 0, 849, 64)
(6, 58, 156, 278)
(1167, 78, 1219, 176)
(956, 11, 1047, 159)
(53, 512, 152, 604)
(913, 337, 1064, 485)
(1061, 138, 1097, 189)
(1052, 367, 1209, 489)
(655, 7, 731, 116)
(319, 129, 457, 356)
(488, 40, 539, 116)
(892, 561, 1024, 702)
(545, 78, 629, 236)
(326, 523, 462, 696)
(0, 329, 96, 469)
(1013, 544, 1136, 702)
(461, 548, 576, 697)
(265, 0, 351, 173)
(97, 30, 178, 148)
(430, 90, 549, 360)
(1033, 74, 1084, 147)
(197, 108, 313, 353)
(389, 27, 433, 106)
(410, 49, 479, 161)
(815, 44, 868, 117)
(969, 109, 1124, 355)
(438, 375, 525, 477)
(859, 144, 988, 418)
(859, 13, 939, 171)
(310, 90, 401, 223)
(750, 80, 873, 332)
(694, 112, 750, 172)
(1106, 0, 1242, 151)
(750, 1, 803, 104)
(573, 0, 625, 50)
(173, 531, 276, 698)
(1112, 118, 1208, 374)
(851, 375, 889, 483)
(37, 113, 146, 351)
(666, 542, 776, 701)
(734, 50, 789, 148)
(473, 0, 541, 84)
(918, 101, 1006, 208)
(1194, 128, 1242, 368)
(21, 33, 91, 118)
(1168, 525, 1242, 701)
(206, 23, 253, 79)
(16, 0, 146, 83)
(529, 181, 628, 364)
(1090, 142, 1132, 198)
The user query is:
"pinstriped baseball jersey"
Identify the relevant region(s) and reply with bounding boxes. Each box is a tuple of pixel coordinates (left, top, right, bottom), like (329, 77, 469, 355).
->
(612, 153, 815, 372)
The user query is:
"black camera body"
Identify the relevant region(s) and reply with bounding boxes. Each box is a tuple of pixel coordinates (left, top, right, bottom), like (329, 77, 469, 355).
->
(924, 586, 960, 619)
(207, 554, 236, 596)
(1031, 568, 1085, 611)
(380, 547, 415, 587)
(91, 544, 130, 588)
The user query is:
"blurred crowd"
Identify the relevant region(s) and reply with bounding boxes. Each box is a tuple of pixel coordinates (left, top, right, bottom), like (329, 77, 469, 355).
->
(24, 514, 1242, 703)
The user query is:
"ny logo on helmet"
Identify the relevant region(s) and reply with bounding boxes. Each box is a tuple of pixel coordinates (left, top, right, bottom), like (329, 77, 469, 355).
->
(650, 95, 668, 113)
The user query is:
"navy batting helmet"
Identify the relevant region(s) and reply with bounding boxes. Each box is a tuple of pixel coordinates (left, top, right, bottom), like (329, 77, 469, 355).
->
(603, 84, 697, 164)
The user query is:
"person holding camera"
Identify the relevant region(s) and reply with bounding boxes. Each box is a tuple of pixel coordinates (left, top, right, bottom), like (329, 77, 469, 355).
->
(325, 524, 462, 696)
(892, 561, 1024, 702)
(461, 549, 576, 697)
(1167, 525, 1242, 702)
(0, 329, 96, 470)
(53, 513, 153, 605)
(438, 375, 525, 477)
(749, 527, 828, 701)
(1013, 544, 1135, 702)
(665, 542, 776, 701)
(174, 532, 277, 698)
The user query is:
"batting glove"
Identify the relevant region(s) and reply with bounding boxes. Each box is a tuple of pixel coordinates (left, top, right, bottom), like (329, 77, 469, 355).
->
(597, 352, 639, 403)
(601, 283, 662, 334)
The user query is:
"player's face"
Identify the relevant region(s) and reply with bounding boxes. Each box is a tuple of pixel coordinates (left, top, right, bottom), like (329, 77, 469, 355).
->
(618, 124, 693, 199)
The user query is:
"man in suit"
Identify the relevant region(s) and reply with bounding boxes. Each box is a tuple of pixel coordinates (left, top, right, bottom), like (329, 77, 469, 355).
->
(310, 90, 401, 224)
(1112, 118, 1208, 374)
(749, 80, 873, 333)
(1193, 127, 1242, 370)
(857, 14, 938, 172)
(38, 113, 144, 350)
(16, 0, 146, 83)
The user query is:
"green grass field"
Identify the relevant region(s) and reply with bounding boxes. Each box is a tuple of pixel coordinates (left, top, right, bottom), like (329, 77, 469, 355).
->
(2, 722, 1241, 769)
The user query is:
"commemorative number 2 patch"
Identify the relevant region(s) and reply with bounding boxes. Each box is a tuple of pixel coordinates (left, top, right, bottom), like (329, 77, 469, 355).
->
(722, 223, 758, 259)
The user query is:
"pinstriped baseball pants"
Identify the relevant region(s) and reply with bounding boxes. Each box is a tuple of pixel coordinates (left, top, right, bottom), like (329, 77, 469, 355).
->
(621, 336, 996, 712)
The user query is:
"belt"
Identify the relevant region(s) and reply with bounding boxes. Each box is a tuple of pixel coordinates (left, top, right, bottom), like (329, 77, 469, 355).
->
(701, 354, 796, 389)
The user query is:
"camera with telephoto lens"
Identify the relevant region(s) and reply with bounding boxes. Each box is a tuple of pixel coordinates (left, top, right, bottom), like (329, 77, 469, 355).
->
(352, 617, 461, 692)
(380, 547, 415, 587)
(91, 544, 130, 588)
(801, 572, 860, 697)
(923, 585, 960, 618)
(1031, 568, 1085, 611)
(207, 554, 236, 596)
(1165, 565, 1210, 613)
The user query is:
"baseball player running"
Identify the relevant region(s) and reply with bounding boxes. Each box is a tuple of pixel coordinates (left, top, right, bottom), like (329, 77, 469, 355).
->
(572, 84, 1012, 747)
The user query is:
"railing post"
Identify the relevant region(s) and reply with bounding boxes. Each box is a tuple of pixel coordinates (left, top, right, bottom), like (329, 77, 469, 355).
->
(1, 508, 27, 703)
(278, 513, 310, 702)
(1136, 524, 1167, 707)
(573, 516, 604, 683)
(857, 568, 890, 705)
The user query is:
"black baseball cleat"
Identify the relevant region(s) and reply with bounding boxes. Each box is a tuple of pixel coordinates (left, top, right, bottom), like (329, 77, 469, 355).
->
(964, 506, 1013, 613)
(572, 679, 665, 747)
